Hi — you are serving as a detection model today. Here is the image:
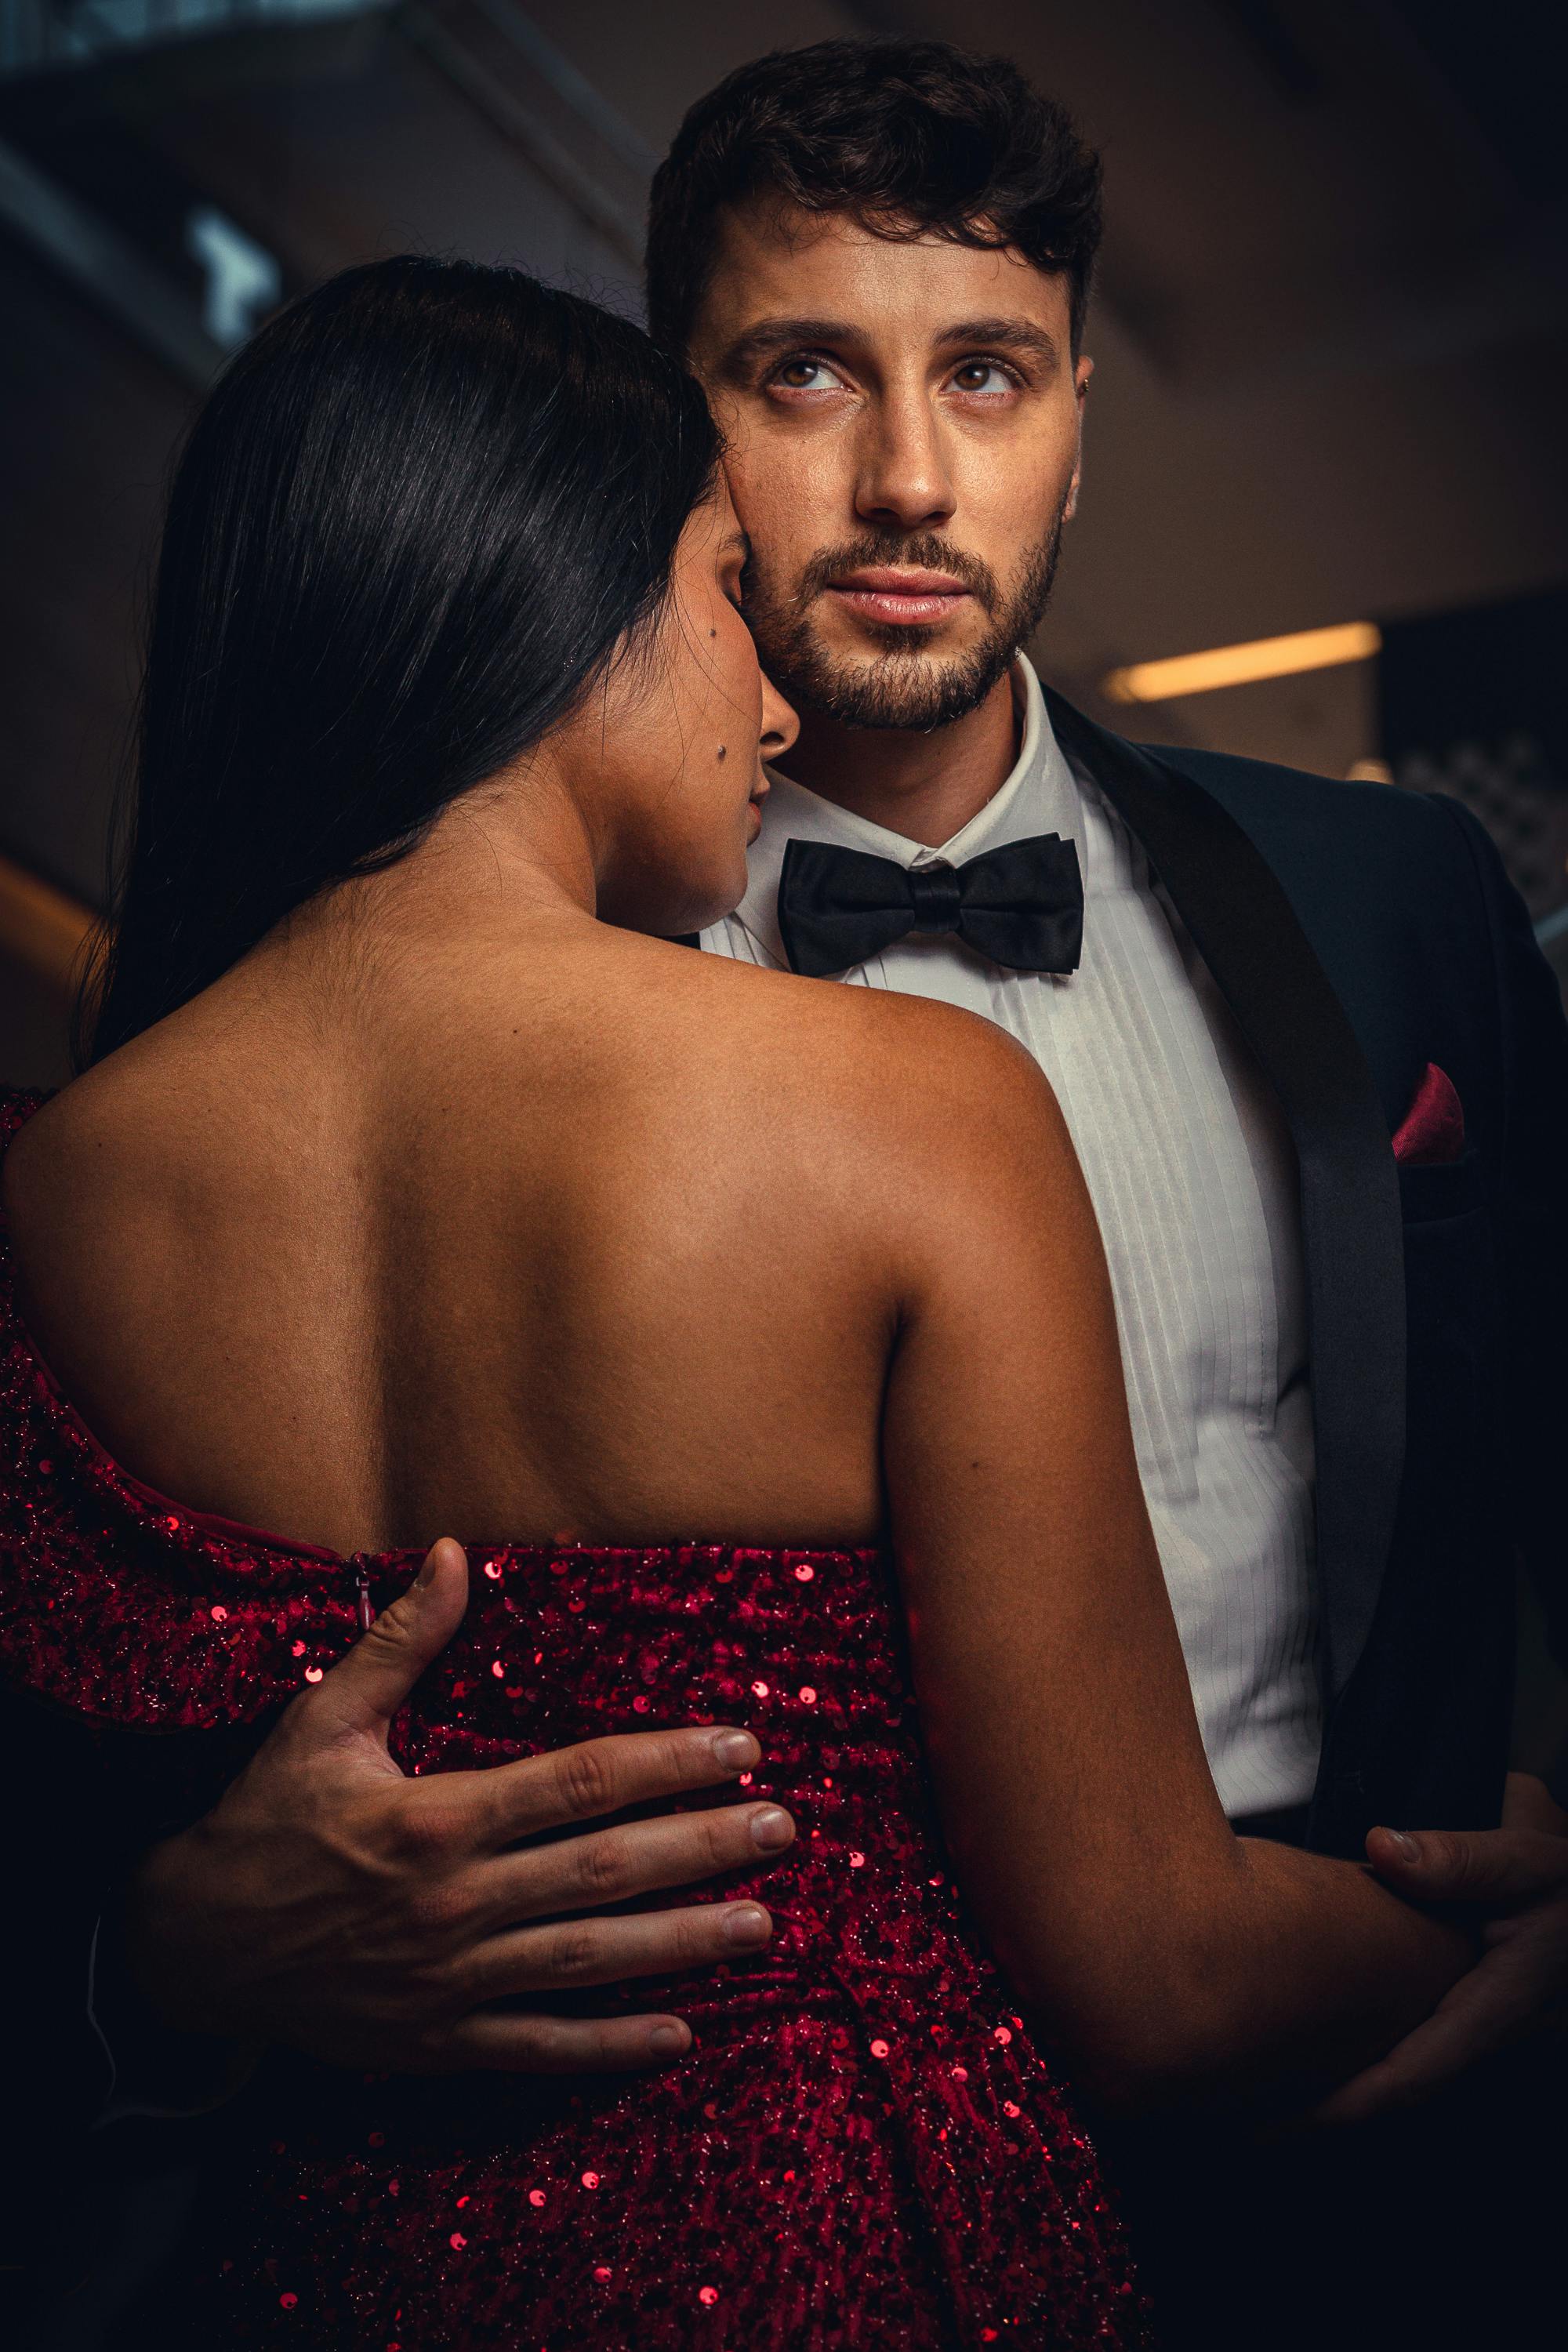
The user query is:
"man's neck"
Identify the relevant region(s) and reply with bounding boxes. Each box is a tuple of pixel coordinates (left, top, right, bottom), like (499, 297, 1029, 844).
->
(773, 669, 1021, 849)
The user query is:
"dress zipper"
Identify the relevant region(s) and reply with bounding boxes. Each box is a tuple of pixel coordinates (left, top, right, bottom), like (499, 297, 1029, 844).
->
(353, 1560, 375, 1632)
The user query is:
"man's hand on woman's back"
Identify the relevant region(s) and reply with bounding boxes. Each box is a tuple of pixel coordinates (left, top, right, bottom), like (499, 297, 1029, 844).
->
(119, 1539, 794, 2076)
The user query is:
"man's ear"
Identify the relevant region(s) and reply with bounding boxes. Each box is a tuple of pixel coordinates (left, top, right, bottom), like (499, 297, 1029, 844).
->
(1065, 354, 1093, 522)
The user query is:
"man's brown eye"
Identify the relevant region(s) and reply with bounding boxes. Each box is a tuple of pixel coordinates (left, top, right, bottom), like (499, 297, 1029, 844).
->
(779, 361, 818, 387)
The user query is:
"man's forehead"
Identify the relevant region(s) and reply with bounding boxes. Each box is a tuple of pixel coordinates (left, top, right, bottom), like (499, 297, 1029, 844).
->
(693, 199, 1068, 351)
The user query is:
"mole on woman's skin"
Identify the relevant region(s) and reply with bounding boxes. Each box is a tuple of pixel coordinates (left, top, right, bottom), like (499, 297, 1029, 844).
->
(717, 746, 728, 761)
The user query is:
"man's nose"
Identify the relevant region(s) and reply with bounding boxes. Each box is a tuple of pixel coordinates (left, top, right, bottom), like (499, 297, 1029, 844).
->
(853, 390, 956, 532)
(760, 672, 799, 764)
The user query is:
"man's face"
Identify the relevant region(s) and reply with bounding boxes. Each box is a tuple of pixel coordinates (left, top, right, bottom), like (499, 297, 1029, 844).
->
(686, 201, 1091, 733)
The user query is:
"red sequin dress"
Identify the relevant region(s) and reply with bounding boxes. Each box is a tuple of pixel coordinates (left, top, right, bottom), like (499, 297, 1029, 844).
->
(0, 1087, 1146, 2348)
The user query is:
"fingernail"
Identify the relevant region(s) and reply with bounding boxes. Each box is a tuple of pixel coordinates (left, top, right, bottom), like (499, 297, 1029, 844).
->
(750, 1806, 793, 1852)
(723, 1904, 771, 1947)
(417, 1540, 456, 1588)
(648, 2021, 688, 2058)
(1382, 1828, 1421, 1862)
(712, 1730, 759, 1772)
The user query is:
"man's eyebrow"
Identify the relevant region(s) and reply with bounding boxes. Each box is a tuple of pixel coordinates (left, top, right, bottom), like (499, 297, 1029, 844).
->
(938, 318, 1062, 368)
(718, 318, 859, 373)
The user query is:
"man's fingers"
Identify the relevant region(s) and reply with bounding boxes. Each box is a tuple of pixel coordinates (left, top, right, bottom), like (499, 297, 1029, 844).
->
(302, 1539, 469, 1741)
(441, 2009, 693, 2075)
(1306, 1951, 1536, 2125)
(1366, 1823, 1568, 1906)
(463, 1897, 775, 2004)
(452, 1724, 763, 1849)
(1501, 1772, 1568, 1838)
(474, 1799, 794, 1930)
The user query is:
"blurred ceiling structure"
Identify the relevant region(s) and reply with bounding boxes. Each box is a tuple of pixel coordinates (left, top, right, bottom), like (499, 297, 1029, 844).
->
(2, 0, 1566, 1076)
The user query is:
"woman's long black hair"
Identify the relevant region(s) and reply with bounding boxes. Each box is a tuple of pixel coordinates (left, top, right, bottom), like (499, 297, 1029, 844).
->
(82, 256, 720, 1062)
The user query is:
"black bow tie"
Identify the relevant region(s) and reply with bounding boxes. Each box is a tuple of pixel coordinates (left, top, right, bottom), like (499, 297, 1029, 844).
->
(776, 833, 1084, 979)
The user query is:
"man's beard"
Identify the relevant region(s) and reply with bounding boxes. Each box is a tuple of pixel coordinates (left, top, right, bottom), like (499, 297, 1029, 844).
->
(741, 509, 1066, 734)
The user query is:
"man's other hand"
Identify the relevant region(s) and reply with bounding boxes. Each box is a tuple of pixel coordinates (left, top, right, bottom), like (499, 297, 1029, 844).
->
(122, 1539, 794, 2075)
(1309, 1773, 1568, 2123)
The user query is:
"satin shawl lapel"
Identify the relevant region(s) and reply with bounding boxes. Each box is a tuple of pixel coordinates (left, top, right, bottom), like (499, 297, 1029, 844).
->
(1045, 690, 1405, 1701)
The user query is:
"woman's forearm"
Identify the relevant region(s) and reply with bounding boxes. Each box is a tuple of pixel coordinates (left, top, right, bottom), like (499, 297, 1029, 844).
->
(1057, 1835, 1475, 2118)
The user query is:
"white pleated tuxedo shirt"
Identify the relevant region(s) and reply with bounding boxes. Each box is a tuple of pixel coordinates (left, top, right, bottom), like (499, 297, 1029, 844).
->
(699, 657, 1322, 1817)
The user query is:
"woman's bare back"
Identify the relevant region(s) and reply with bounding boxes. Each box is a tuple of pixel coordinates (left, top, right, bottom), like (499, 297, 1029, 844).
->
(5, 906, 935, 1558)
(4, 870, 1474, 2125)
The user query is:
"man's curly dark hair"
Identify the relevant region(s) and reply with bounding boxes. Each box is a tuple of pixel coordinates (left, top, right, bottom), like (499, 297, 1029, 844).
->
(645, 38, 1103, 357)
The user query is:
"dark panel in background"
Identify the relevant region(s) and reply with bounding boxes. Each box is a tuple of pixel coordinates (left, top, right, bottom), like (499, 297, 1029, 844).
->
(1388, 0, 1568, 201)
(1379, 586, 1568, 931)
(0, 234, 188, 899)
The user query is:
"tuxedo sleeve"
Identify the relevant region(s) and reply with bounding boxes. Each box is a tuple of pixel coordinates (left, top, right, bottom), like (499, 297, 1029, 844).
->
(1437, 797, 1568, 1664)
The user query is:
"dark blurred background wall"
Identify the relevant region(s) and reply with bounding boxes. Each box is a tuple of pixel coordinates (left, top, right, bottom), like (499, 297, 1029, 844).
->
(3, 0, 1566, 1082)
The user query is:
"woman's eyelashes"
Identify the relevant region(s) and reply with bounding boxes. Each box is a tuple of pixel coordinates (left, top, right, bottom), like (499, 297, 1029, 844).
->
(763, 354, 1027, 404)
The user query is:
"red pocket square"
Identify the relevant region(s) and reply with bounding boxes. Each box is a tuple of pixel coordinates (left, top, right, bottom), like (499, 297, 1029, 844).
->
(1392, 1061, 1465, 1165)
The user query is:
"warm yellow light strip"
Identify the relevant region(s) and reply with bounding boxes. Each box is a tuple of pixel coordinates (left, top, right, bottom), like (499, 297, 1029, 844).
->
(1103, 620, 1381, 704)
(0, 851, 100, 998)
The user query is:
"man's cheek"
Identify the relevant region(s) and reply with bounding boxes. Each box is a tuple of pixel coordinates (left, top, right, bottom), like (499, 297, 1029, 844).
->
(736, 445, 831, 538)
(741, 556, 797, 624)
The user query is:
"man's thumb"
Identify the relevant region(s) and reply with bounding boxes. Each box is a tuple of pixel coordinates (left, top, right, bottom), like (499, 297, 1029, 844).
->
(301, 1538, 469, 1740)
(1366, 1822, 1566, 1905)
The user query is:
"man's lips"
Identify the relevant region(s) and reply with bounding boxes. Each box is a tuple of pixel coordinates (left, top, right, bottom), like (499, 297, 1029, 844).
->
(825, 568, 973, 627)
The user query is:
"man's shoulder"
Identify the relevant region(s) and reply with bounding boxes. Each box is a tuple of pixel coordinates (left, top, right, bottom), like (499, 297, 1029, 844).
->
(1142, 738, 1455, 843)
(1137, 736, 1497, 915)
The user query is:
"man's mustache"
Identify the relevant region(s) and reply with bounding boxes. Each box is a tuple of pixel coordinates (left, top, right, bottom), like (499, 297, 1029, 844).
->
(749, 535, 1002, 621)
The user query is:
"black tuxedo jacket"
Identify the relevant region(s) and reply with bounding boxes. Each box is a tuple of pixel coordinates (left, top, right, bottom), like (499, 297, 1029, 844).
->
(1029, 691, 1568, 1855)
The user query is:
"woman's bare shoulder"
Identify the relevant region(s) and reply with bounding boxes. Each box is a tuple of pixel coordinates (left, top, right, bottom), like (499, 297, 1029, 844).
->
(621, 935, 1067, 1168)
(2, 982, 302, 1264)
(5, 1044, 156, 1207)
(2, 1025, 228, 1293)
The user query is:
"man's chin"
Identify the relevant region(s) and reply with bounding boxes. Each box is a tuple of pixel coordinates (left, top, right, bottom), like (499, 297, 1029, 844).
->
(762, 633, 1018, 734)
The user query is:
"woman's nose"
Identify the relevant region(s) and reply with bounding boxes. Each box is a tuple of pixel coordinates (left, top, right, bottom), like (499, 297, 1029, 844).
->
(760, 672, 800, 764)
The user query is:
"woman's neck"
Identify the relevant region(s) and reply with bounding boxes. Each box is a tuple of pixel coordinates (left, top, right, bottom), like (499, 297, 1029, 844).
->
(299, 760, 608, 973)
